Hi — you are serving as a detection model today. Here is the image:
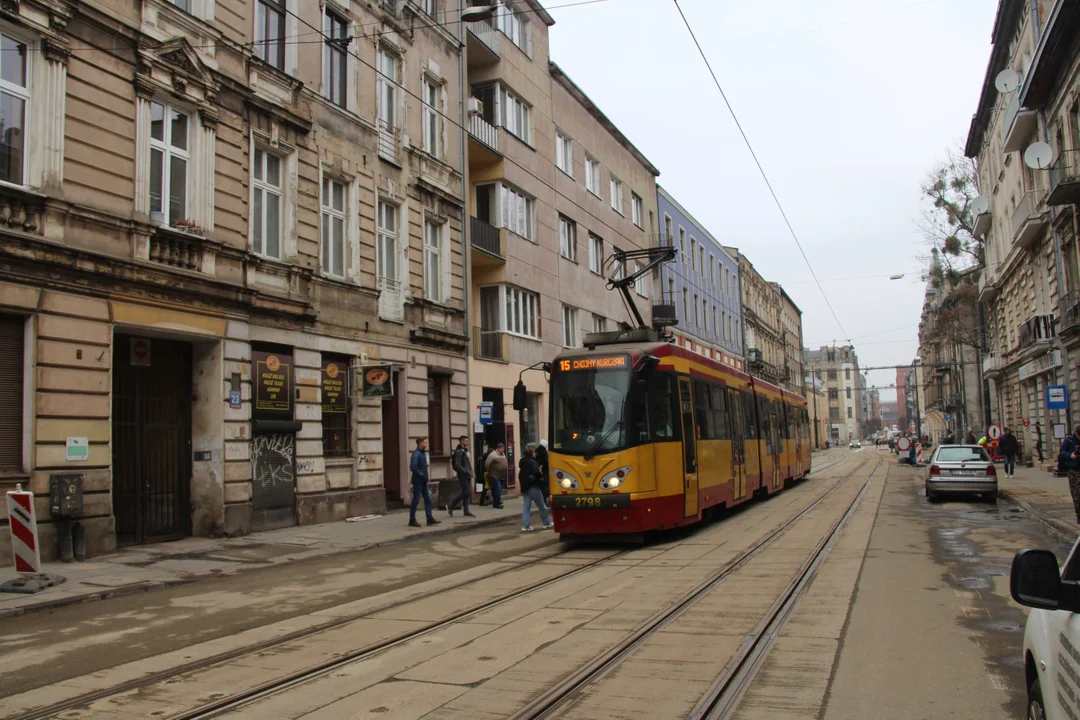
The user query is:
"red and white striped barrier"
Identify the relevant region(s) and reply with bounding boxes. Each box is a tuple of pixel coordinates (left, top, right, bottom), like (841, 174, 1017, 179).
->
(6, 485, 41, 574)
(915, 443, 924, 464)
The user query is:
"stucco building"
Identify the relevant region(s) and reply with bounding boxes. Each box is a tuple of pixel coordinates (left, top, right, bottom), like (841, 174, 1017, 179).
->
(726, 247, 782, 387)
(776, 284, 804, 393)
(0, 0, 473, 560)
(655, 186, 742, 369)
(464, 2, 659, 480)
(804, 345, 862, 443)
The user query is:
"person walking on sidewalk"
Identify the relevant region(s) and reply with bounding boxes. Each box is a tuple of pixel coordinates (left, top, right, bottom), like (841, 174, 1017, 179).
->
(1000, 427, 1019, 478)
(965, 429, 978, 445)
(1060, 426, 1080, 522)
(1036, 422, 1044, 462)
(536, 439, 551, 505)
(518, 446, 553, 532)
(408, 438, 441, 528)
(484, 443, 507, 509)
(448, 435, 475, 518)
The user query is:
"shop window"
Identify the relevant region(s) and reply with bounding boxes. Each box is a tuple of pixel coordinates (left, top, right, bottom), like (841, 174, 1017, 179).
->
(0, 314, 24, 473)
(321, 354, 351, 458)
(428, 374, 447, 456)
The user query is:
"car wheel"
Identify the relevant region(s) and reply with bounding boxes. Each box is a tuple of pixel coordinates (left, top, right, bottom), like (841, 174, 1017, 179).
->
(927, 490, 938, 503)
(1029, 677, 1046, 720)
(985, 492, 998, 504)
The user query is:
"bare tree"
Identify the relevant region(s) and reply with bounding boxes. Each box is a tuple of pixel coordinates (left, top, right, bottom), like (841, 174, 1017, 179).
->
(919, 146, 983, 282)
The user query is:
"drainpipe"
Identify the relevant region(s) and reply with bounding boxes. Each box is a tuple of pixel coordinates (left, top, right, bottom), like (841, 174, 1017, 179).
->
(459, 2, 472, 432)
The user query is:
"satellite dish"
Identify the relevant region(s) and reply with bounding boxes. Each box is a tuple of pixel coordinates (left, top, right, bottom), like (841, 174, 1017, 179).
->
(995, 69, 1021, 93)
(1024, 142, 1053, 170)
(970, 195, 989, 216)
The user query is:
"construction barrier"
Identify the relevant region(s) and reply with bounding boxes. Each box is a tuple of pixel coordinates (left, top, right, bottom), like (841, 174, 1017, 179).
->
(6, 484, 40, 574)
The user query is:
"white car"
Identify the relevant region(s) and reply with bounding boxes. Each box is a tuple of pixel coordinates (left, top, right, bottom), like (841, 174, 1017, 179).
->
(1011, 539, 1080, 719)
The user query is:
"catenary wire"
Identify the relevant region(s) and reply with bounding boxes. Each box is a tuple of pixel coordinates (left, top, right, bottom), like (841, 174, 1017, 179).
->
(671, 0, 852, 345)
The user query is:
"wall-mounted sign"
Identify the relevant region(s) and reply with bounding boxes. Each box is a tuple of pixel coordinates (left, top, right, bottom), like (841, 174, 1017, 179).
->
(1047, 385, 1069, 410)
(252, 349, 293, 415)
(130, 337, 151, 367)
(478, 402, 493, 425)
(362, 365, 393, 398)
(229, 390, 242, 409)
(1018, 350, 1062, 381)
(65, 437, 88, 462)
(322, 358, 349, 413)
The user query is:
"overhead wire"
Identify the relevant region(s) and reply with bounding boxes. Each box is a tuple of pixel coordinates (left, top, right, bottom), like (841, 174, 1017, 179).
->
(671, 0, 851, 344)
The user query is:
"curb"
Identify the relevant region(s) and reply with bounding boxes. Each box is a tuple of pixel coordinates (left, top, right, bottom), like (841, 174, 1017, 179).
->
(0, 510, 525, 620)
(999, 489, 1079, 541)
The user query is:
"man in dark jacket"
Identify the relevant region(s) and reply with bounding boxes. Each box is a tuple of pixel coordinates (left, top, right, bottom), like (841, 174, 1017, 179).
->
(1060, 426, 1080, 522)
(448, 435, 475, 518)
(408, 438, 440, 528)
(518, 446, 552, 532)
(1000, 427, 1019, 478)
(535, 439, 550, 504)
(964, 429, 978, 445)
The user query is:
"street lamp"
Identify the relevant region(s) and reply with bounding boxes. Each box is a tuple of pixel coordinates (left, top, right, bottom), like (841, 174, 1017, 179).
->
(461, 1, 496, 21)
(889, 274, 905, 280)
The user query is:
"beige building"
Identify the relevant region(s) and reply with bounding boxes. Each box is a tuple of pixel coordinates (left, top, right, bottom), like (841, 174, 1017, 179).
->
(804, 345, 862, 443)
(967, 0, 1068, 461)
(464, 3, 659, 478)
(776, 284, 804, 394)
(0, 0, 473, 560)
(803, 375, 829, 449)
(726, 248, 783, 386)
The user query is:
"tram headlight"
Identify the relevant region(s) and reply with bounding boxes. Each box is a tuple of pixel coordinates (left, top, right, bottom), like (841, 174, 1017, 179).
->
(599, 466, 632, 490)
(554, 469, 579, 490)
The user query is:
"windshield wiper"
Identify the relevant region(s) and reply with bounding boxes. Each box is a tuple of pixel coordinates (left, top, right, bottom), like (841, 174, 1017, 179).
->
(585, 420, 623, 461)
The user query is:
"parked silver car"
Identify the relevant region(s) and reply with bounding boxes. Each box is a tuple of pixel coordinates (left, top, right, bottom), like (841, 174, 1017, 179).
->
(924, 444, 997, 503)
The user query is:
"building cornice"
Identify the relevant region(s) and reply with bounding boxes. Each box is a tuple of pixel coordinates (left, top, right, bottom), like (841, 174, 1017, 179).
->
(965, 0, 1026, 158)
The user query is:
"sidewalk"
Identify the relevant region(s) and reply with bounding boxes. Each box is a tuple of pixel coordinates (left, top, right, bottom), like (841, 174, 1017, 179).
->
(999, 463, 1080, 539)
(0, 496, 532, 620)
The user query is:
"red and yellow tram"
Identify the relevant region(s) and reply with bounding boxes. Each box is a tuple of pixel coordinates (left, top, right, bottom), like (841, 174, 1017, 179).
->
(547, 339, 811, 537)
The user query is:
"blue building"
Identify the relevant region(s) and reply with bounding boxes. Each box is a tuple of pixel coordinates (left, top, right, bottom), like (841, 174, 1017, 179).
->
(656, 186, 743, 369)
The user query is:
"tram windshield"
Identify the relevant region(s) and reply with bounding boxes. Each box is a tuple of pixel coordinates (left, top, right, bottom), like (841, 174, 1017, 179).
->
(550, 356, 632, 455)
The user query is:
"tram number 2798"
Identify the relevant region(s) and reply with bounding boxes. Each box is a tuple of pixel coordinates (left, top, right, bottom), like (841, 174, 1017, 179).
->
(551, 495, 631, 510)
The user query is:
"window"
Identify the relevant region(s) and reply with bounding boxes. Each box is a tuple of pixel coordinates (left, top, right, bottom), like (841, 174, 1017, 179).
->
(847, 407, 853, 419)
(679, 228, 686, 265)
(635, 262, 647, 296)
(668, 277, 675, 305)
(428, 375, 447, 457)
(610, 175, 623, 213)
(632, 193, 643, 227)
(497, 0, 531, 55)
(690, 238, 697, 272)
(556, 132, 573, 176)
(252, 147, 282, 258)
(682, 288, 689, 322)
(499, 85, 530, 142)
(506, 286, 539, 338)
(830, 407, 841, 421)
(664, 215, 672, 243)
(593, 314, 607, 333)
(424, 220, 444, 303)
(721, 311, 727, 341)
(322, 354, 351, 458)
(376, 47, 399, 132)
(694, 293, 700, 327)
(845, 368, 851, 380)
(422, 76, 440, 157)
(419, 0, 437, 17)
(377, 200, 398, 287)
(501, 184, 534, 240)
(321, 177, 346, 277)
(827, 369, 837, 381)
(323, 9, 348, 107)
(0, 314, 23, 473)
(0, 33, 26, 186)
(702, 298, 708, 333)
(149, 102, 189, 225)
(170, 0, 192, 10)
(562, 306, 578, 347)
(710, 255, 715, 287)
(712, 306, 717, 339)
(589, 233, 604, 274)
(727, 315, 733, 343)
(585, 156, 601, 195)
(559, 215, 576, 261)
(829, 388, 839, 400)
(699, 247, 705, 276)
(255, 0, 286, 70)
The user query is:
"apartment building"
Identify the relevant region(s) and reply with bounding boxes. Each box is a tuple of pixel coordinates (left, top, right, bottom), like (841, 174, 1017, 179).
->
(803, 375, 829, 449)
(967, 0, 1065, 458)
(726, 248, 783, 386)
(803, 345, 861, 443)
(776, 284, 804, 393)
(0, 0, 472, 561)
(656, 186, 742, 370)
(895, 368, 909, 431)
(464, 2, 659, 480)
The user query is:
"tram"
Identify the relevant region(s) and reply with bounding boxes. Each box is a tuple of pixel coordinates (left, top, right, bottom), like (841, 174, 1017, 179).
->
(543, 336, 811, 538)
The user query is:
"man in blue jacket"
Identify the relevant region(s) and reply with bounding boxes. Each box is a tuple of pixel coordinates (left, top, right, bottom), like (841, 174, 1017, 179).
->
(409, 437, 441, 528)
(1059, 426, 1080, 522)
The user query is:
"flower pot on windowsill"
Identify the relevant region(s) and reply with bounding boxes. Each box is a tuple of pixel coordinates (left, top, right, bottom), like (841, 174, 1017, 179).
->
(169, 219, 207, 237)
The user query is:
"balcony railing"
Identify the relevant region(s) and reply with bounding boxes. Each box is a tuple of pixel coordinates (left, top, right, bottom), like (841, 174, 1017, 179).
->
(984, 353, 1005, 375)
(1062, 290, 1080, 335)
(1049, 149, 1080, 206)
(150, 227, 203, 271)
(378, 119, 399, 164)
(1018, 314, 1056, 349)
(0, 185, 45, 236)
(470, 217, 502, 259)
(978, 268, 998, 303)
(466, 16, 500, 58)
(473, 326, 507, 361)
(1002, 90, 1039, 153)
(973, 209, 992, 239)
(1011, 189, 1047, 249)
(468, 113, 499, 153)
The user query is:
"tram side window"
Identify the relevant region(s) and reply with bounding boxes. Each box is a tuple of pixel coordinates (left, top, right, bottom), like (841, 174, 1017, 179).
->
(728, 388, 742, 438)
(757, 395, 770, 438)
(645, 372, 678, 442)
(742, 390, 757, 439)
(784, 402, 793, 439)
(694, 380, 713, 439)
(711, 385, 728, 438)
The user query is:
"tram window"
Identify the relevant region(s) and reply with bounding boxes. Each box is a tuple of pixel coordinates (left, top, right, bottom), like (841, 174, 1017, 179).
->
(645, 372, 677, 441)
(711, 385, 727, 438)
(694, 380, 713, 439)
(728, 388, 742, 439)
(743, 390, 757, 438)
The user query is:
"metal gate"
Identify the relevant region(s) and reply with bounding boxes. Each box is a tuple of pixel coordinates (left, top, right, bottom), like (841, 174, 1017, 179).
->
(251, 433, 297, 530)
(112, 335, 192, 546)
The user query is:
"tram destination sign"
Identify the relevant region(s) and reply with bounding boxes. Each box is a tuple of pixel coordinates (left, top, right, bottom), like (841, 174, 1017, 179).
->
(556, 355, 629, 372)
(252, 349, 293, 415)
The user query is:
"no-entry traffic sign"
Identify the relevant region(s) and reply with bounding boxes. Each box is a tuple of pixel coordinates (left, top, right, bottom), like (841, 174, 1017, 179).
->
(988, 424, 1002, 441)
(896, 436, 911, 452)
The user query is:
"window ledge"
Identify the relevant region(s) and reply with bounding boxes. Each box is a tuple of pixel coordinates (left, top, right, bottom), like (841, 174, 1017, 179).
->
(557, 167, 574, 180)
(325, 457, 354, 468)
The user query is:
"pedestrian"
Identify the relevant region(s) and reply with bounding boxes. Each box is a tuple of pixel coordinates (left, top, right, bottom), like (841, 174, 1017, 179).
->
(1000, 426, 1019, 478)
(535, 439, 550, 504)
(964, 429, 978, 445)
(484, 442, 507, 509)
(408, 437, 441, 528)
(944, 429, 955, 445)
(1059, 425, 1080, 523)
(448, 435, 476, 518)
(518, 446, 553, 532)
(1035, 422, 1044, 462)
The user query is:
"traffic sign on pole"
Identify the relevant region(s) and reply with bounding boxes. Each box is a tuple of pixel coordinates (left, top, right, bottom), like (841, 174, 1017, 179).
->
(988, 424, 1002, 441)
(896, 436, 911, 452)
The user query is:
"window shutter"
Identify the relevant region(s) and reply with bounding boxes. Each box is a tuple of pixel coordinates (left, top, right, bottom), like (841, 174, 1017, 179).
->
(0, 314, 24, 472)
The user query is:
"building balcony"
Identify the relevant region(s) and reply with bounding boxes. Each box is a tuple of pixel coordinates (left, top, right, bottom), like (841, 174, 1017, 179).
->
(466, 16, 500, 67)
(1048, 150, 1080, 206)
(1018, 313, 1056, 350)
(472, 326, 508, 362)
(983, 352, 1005, 377)
(1061, 290, 1080, 336)
(378, 119, 400, 165)
(467, 113, 501, 168)
(470, 217, 504, 267)
(1011, 189, 1048, 249)
(973, 208, 991, 239)
(1002, 90, 1039, 153)
(978, 268, 998, 303)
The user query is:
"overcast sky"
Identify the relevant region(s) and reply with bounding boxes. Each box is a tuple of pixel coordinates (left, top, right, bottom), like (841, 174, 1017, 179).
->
(545, 0, 997, 402)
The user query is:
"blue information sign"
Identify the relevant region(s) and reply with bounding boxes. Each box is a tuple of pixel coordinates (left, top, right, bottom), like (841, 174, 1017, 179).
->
(1048, 385, 1069, 410)
(478, 402, 494, 425)
(229, 389, 242, 409)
